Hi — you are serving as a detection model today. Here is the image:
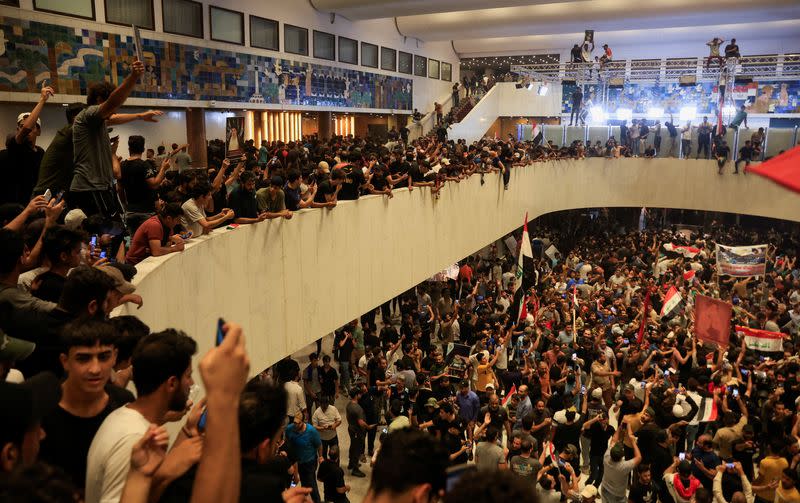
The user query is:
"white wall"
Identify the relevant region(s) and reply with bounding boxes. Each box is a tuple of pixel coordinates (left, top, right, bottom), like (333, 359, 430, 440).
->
(118, 158, 800, 378)
(448, 83, 563, 142)
(2, 1, 458, 115)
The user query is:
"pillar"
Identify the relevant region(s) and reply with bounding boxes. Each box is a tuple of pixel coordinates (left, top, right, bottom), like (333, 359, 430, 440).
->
(318, 111, 333, 140)
(186, 108, 207, 167)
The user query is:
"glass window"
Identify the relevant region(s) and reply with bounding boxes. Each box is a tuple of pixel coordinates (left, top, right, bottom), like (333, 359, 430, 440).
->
(250, 16, 278, 51)
(339, 37, 358, 65)
(381, 47, 396, 72)
(313, 31, 335, 61)
(210, 6, 243, 45)
(428, 59, 440, 79)
(162, 0, 203, 38)
(285, 25, 308, 56)
(0, 0, 19, 6)
(414, 55, 427, 77)
(399, 52, 413, 74)
(105, 0, 153, 29)
(441, 62, 452, 82)
(361, 42, 378, 68)
(34, 0, 94, 18)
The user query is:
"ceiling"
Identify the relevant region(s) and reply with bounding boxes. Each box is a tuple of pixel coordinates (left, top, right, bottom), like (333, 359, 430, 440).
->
(311, 0, 800, 57)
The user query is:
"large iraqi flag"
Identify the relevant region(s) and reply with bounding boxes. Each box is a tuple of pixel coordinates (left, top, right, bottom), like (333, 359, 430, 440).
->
(512, 214, 535, 322)
(737, 326, 784, 353)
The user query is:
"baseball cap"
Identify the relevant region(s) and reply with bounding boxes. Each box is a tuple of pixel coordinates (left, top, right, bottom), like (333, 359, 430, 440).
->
(96, 265, 136, 295)
(0, 372, 60, 444)
(581, 485, 598, 499)
(0, 328, 35, 362)
(591, 388, 603, 399)
(16, 113, 41, 128)
(425, 397, 439, 409)
(63, 209, 87, 230)
(485, 383, 495, 391)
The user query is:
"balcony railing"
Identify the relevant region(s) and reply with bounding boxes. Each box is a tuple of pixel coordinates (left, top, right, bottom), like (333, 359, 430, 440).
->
(511, 54, 800, 84)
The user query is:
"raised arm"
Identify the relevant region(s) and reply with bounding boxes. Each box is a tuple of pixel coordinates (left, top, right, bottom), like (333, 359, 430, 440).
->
(15, 85, 53, 144)
(98, 60, 145, 120)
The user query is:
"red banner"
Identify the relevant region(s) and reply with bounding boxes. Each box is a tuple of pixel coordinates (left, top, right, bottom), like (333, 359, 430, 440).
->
(694, 295, 732, 347)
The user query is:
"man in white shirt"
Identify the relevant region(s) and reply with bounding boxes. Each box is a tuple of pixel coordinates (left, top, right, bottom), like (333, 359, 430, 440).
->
(284, 367, 307, 423)
(85, 330, 197, 503)
(311, 395, 341, 459)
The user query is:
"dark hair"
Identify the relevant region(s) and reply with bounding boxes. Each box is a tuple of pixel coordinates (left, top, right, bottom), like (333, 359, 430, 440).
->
(157, 146, 166, 154)
(520, 439, 533, 452)
(445, 469, 535, 503)
(369, 429, 448, 497)
(109, 315, 150, 363)
(42, 226, 84, 265)
(695, 488, 712, 503)
(66, 103, 86, 124)
(0, 462, 81, 503)
(522, 413, 534, 431)
(130, 329, 197, 396)
(485, 427, 500, 442)
(240, 171, 255, 184)
(0, 229, 24, 274)
(57, 266, 115, 315)
(188, 180, 212, 200)
(331, 168, 346, 181)
(239, 381, 287, 452)
(60, 319, 117, 353)
(160, 202, 184, 219)
(286, 169, 300, 183)
(86, 81, 115, 105)
(128, 135, 146, 155)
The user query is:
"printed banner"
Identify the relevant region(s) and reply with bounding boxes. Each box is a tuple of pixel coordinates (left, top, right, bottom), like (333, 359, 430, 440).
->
(225, 117, 245, 158)
(737, 326, 784, 352)
(694, 294, 732, 347)
(504, 236, 519, 258)
(716, 244, 767, 277)
(429, 264, 459, 282)
(544, 244, 560, 262)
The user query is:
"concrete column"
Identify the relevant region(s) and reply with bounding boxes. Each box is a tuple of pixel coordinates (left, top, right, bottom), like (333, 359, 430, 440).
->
(318, 111, 333, 140)
(186, 108, 207, 167)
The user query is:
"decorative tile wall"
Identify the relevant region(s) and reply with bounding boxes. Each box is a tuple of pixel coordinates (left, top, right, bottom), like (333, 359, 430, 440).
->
(562, 80, 800, 114)
(0, 15, 413, 110)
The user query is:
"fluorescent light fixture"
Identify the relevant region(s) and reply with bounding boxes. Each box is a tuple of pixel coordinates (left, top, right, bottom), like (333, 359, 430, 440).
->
(616, 108, 632, 121)
(590, 106, 606, 123)
(537, 84, 549, 96)
(679, 106, 696, 122)
(646, 107, 664, 119)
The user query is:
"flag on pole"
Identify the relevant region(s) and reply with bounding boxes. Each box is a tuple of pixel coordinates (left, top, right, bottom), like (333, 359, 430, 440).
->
(660, 286, 683, 317)
(637, 289, 651, 343)
(697, 397, 719, 422)
(737, 326, 784, 352)
(512, 214, 534, 322)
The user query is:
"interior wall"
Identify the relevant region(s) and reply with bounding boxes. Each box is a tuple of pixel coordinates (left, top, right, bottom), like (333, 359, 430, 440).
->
(118, 158, 800, 379)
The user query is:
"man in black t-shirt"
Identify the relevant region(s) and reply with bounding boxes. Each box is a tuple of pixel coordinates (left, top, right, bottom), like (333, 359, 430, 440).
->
(734, 141, 753, 174)
(318, 355, 339, 402)
(31, 227, 84, 304)
(715, 140, 731, 174)
(629, 464, 657, 503)
(334, 328, 354, 394)
(317, 446, 350, 502)
(312, 168, 345, 208)
(434, 403, 469, 466)
(229, 172, 266, 224)
(337, 164, 366, 201)
(119, 135, 168, 232)
(38, 319, 133, 489)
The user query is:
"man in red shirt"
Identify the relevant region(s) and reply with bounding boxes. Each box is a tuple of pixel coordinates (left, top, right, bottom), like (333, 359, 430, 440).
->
(459, 259, 474, 285)
(125, 203, 185, 265)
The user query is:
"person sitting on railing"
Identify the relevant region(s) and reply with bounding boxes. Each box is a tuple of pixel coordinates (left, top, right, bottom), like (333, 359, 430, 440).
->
(705, 38, 725, 69)
(570, 44, 583, 64)
(600, 44, 613, 70)
(714, 139, 730, 174)
(734, 140, 753, 174)
(728, 105, 748, 129)
(643, 145, 656, 159)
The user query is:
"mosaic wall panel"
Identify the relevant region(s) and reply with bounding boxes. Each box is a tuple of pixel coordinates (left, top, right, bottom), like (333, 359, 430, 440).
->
(0, 15, 413, 110)
(562, 80, 800, 115)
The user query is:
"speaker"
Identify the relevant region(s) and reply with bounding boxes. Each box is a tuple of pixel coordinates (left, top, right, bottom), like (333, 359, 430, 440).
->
(608, 77, 625, 88)
(515, 83, 524, 89)
(679, 75, 697, 87)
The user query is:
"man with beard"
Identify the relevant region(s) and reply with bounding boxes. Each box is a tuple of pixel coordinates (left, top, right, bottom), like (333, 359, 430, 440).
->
(85, 329, 198, 503)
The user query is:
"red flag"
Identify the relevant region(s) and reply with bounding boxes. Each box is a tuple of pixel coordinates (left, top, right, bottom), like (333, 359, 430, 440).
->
(637, 289, 651, 343)
(695, 294, 732, 347)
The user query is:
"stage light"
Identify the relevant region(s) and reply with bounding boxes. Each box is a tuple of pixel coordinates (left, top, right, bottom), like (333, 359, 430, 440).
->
(679, 106, 696, 122)
(590, 106, 606, 123)
(616, 108, 632, 121)
(537, 84, 549, 96)
(646, 107, 664, 119)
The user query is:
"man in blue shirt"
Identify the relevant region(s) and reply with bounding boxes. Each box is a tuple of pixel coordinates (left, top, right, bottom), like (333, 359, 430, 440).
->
(285, 412, 323, 502)
(455, 380, 480, 440)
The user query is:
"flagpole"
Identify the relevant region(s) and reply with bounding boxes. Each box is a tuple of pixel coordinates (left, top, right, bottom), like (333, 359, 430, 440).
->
(572, 285, 577, 344)
(760, 245, 771, 307)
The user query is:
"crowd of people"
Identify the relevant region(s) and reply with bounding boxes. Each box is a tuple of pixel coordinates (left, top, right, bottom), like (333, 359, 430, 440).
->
(0, 51, 799, 503)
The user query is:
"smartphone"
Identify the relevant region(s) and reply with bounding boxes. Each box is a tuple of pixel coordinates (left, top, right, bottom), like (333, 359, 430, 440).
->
(572, 353, 577, 361)
(216, 318, 226, 346)
(381, 427, 388, 435)
(197, 409, 208, 432)
(732, 388, 739, 398)
(581, 385, 586, 394)
(740, 369, 749, 376)
(290, 481, 297, 488)
(726, 463, 735, 469)
(90, 235, 98, 248)
(99, 250, 107, 259)
(55, 190, 65, 203)
(679, 452, 686, 461)
(623, 338, 629, 344)
(664, 370, 670, 377)
(180, 231, 193, 240)
(43, 189, 52, 202)
(759, 356, 765, 362)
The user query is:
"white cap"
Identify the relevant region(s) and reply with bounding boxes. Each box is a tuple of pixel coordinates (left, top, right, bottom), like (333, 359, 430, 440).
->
(17, 113, 41, 128)
(591, 388, 603, 399)
(64, 209, 87, 230)
(581, 485, 598, 499)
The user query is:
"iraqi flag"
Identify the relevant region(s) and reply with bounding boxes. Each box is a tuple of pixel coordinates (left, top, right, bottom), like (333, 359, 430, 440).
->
(697, 397, 719, 422)
(737, 326, 784, 353)
(636, 289, 651, 343)
(502, 384, 517, 407)
(512, 214, 535, 322)
(663, 243, 701, 258)
(660, 286, 683, 318)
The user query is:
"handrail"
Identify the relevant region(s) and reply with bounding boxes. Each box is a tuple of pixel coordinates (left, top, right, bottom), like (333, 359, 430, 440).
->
(512, 53, 800, 83)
